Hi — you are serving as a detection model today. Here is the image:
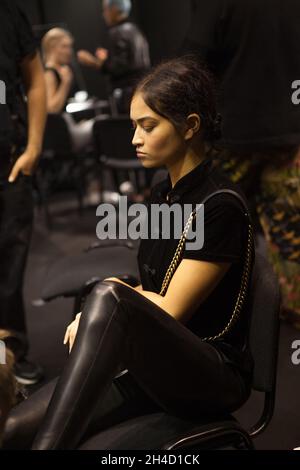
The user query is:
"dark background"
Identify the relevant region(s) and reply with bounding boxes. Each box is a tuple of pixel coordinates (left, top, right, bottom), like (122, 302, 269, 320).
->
(21, 0, 192, 99)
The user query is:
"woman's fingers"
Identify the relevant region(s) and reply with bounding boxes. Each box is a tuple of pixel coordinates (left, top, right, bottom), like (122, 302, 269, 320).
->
(66, 314, 81, 353)
(69, 329, 76, 353)
(63, 312, 82, 350)
(63, 326, 70, 345)
(69, 335, 73, 353)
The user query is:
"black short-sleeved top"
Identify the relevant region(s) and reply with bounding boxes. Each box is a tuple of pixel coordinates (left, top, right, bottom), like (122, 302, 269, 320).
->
(137, 158, 254, 378)
(0, 0, 37, 176)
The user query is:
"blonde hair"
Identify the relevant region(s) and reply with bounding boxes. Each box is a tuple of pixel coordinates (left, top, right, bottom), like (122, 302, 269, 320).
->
(42, 27, 74, 61)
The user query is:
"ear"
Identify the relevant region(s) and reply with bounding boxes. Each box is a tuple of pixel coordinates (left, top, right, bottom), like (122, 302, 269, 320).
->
(184, 114, 201, 141)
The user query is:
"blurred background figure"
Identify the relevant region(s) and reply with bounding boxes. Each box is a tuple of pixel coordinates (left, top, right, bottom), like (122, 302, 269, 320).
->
(0, 0, 46, 384)
(42, 27, 94, 153)
(183, 0, 300, 327)
(77, 0, 151, 114)
(0, 331, 17, 447)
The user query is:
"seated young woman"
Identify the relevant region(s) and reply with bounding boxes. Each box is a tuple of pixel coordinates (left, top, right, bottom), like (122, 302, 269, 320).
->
(3, 56, 254, 450)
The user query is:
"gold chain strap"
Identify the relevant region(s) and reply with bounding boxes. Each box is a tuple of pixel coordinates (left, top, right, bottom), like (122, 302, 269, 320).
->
(159, 200, 254, 342)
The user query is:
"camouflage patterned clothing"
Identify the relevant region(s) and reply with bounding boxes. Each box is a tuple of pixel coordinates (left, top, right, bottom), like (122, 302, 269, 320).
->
(212, 146, 300, 321)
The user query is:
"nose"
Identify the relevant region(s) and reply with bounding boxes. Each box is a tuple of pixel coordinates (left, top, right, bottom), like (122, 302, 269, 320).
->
(132, 127, 144, 147)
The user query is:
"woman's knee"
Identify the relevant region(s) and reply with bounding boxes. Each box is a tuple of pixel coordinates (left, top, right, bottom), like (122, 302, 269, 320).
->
(82, 281, 131, 329)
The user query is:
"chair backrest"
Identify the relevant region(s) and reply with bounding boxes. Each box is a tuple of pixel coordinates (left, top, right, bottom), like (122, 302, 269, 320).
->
(43, 114, 73, 156)
(93, 117, 135, 160)
(248, 252, 281, 394)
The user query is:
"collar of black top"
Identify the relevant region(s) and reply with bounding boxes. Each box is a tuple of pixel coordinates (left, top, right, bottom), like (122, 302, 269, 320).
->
(153, 157, 213, 204)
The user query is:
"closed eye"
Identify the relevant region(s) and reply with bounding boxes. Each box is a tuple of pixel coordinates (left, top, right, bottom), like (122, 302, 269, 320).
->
(143, 126, 154, 133)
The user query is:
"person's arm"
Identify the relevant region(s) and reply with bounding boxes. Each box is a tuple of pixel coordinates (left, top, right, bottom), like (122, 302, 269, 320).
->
(44, 67, 73, 114)
(8, 51, 47, 182)
(103, 279, 142, 291)
(106, 260, 231, 324)
(77, 49, 105, 70)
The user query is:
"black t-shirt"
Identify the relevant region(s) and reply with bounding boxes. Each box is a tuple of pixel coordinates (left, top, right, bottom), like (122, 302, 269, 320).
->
(0, 0, 37, 175)
(183, 0, 300, 148)
(137, 158, 254, 378)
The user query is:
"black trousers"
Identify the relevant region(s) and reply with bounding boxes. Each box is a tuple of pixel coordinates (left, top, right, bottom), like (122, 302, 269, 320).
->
(0, 174, 33, 358)
(5, 281, 250, 450)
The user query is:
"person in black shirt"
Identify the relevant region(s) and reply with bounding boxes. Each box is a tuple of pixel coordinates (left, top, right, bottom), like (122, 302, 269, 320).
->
(183, 0, 300, 325)
(0, 1, 46, 384)
(77, 0, 150, 113)
(4, 57, 254, 450)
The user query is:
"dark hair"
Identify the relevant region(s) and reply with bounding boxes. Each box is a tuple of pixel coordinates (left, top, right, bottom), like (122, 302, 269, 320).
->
(134, 55, 221, 143)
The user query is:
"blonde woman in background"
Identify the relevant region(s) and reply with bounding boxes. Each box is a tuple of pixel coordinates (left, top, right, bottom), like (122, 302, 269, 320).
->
(42, 28, 94, 153)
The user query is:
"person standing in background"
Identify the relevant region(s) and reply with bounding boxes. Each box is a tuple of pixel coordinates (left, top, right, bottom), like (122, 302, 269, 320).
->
(0, 0, 47, 384)
(183, 0, 300, 326)
(42, 28, 94, 153)
(77, 0, 151, 114)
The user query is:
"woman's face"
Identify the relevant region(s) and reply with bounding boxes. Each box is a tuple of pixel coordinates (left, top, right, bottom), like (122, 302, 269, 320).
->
(130, 92, 186, 169)
(54, 36, 73, 65)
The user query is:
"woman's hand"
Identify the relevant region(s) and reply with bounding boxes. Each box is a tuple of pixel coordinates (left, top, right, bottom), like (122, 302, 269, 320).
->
(104, 277, 130, 286)
(8, 150, 38, 182)
(77, 50, 103, 69)
(95, 47, 108, 62)
(63, 312, 82, 353)
(104, 277, 144, 293)
(59, 65, 73, 86)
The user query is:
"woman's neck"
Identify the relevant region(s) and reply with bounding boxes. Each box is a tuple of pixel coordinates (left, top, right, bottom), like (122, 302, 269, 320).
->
(167, 143, 206, 188)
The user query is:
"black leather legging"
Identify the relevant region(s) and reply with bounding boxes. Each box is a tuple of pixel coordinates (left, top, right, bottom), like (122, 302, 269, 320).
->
(5, 281, 249, 450)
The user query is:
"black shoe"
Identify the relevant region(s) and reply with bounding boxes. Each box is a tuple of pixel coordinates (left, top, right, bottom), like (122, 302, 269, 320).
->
(14, 359, 44, 385)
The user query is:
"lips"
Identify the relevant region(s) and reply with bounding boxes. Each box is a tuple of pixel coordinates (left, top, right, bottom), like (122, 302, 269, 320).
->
(136, 152, 147, 158)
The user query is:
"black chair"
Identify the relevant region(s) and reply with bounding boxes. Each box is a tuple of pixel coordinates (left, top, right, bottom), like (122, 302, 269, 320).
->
(38, 240, 140, 315)
(93, 116, 148, 197)
(35, 169, 167, 314)
(36, 114, 86, 228)
(78, 253, 281, 450)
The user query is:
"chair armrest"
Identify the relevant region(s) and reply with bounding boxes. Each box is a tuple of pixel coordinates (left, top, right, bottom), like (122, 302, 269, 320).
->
(163, 420, 254, 450)
(85, 240, 136, 252)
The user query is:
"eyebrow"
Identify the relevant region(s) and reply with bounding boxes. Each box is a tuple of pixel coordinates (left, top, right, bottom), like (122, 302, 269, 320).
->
(130, 116, 158, 124)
